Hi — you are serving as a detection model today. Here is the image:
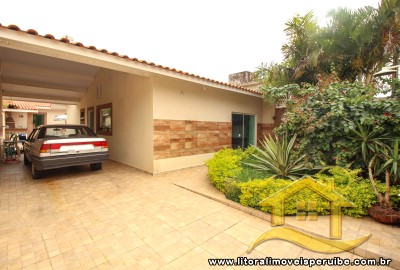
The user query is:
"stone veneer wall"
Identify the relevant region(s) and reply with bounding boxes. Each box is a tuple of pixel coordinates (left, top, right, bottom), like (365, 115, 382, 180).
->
(154, 119, 232, 160)
(257, 123, 275, 145)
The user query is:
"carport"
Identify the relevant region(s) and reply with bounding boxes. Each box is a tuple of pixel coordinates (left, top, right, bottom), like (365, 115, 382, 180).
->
(0, 24, 157, 138)
(0, 24, 272, 174)
(0, 24, 169, 172)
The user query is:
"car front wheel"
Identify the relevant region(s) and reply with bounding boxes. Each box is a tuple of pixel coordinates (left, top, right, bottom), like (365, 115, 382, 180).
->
(90, 163, 102, 171)
(31, 163, 41, 179)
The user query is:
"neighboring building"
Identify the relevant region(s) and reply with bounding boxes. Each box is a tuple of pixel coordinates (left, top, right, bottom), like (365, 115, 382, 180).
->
(2, 100, 67, 139)
(228, 71, 260, 91)
(0, 24, 278, 174)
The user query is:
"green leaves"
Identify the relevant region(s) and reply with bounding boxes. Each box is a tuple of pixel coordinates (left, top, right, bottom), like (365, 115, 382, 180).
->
(348, 122, 389, 165)
(276, 81, 400, 169)
(205, 148, 243, 192)
(258, 1, 399, 87)
(377, 140, 400, 184)
(244, 134, 312, 180)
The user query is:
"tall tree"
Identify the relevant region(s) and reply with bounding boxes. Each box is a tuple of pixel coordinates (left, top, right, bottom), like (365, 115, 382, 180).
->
(355, 0, 400, 84)
(318, 8, 363, 82)
(256, 0, 400, 87)
(281, 11, 323, 84)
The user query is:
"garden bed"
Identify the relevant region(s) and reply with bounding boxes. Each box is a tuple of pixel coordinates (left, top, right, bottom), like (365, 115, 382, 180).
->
(206, 147, 400, 219)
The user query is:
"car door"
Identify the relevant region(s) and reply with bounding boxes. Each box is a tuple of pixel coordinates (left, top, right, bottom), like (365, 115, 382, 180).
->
(24, 129, 39, 161)
(30, 128, 44, 158)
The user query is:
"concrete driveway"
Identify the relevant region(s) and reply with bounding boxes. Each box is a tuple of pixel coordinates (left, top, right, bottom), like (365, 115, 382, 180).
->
(0, 160, 395, 269)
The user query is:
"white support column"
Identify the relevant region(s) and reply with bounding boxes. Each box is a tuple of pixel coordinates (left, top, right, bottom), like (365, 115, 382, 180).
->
(66, 105, 80, 124)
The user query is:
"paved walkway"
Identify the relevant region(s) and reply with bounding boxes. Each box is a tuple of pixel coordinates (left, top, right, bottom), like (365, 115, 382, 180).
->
(0, 160, 398, 269)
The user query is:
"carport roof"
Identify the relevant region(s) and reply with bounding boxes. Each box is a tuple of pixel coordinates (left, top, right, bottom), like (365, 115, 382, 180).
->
(0, 23, 261, 96)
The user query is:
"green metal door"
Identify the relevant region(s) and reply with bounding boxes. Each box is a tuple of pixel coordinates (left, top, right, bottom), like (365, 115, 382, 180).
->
(33, 114, 45, 128)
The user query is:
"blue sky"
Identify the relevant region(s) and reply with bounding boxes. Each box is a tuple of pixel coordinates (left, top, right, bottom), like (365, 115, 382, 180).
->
(1, 0, 379, 82)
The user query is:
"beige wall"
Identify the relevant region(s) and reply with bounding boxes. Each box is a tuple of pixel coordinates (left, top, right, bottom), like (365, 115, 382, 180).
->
(66, 105, 80, 124)
(80, 68, 153, 173)
(10, 112, 27, 128)
(153, 75, 265, 123)
(262, 102, 275, 124)
(80, 71, 273, 174)
(152, 75, 273, 173)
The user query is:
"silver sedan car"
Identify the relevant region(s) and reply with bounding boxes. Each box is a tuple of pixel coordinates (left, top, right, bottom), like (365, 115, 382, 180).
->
(23, 124, 109, 179)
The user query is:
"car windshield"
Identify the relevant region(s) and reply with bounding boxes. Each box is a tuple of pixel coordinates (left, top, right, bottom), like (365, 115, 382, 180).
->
(43, 126, 95, 138)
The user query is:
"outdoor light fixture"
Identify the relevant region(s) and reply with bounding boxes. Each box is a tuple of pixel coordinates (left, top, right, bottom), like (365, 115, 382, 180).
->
(373, 65, 400, 76)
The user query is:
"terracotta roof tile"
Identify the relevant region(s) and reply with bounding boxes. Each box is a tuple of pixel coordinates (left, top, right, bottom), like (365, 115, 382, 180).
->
(1, 23, 261, 95)
(60, 37, 70, 43)
(4, 100, 52, 110)
(8, 24, 20, 31)
(26, 29, 38, 35)
(44, 34, 55, 40)
(74, 42, 84, 47)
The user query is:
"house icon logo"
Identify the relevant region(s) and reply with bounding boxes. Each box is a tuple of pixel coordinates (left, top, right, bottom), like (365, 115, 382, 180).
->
(247, 177, 372, 253)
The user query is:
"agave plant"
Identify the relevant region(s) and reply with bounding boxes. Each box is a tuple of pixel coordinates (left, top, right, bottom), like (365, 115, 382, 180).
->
(349, 122, 389, 165)
(244, 134, 311, 180)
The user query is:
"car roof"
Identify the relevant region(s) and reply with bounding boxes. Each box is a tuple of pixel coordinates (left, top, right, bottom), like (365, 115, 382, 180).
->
(36, 124, 88, 129)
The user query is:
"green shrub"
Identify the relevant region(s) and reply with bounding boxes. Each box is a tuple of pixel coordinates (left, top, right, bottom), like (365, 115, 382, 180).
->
(238, 178, 289, 209)
(238, 178, 330, 215)
(236, 166, 271, 182)
(205, 148, 243, 192)
(223, 179, 242, 202)
(334, 179, 400, 217)
(206, 149, 400, 218)
(236, 146, 272, 182)
(206, 147, 270, 196)
(317, 167, 400, 217)
(237, 168, 400, 218)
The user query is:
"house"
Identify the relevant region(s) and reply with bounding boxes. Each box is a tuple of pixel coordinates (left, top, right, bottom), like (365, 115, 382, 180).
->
(0, 24, 278, 174)
(2, 99, 67, 140)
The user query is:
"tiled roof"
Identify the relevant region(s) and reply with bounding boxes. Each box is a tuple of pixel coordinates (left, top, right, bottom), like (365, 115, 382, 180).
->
(0, 23, 261, 95)
(3, 99, 52, 110)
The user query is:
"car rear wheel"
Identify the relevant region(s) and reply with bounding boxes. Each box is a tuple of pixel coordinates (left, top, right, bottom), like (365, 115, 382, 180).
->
(90, 163, 102, 171)
(31, 163, 41, 179)
(23, 154, 30, 165)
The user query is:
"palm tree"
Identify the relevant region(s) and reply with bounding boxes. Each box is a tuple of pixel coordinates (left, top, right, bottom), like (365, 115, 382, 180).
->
(351, 0, 400, 84)
(257, 0, 400, 88)
(281, 11, 324, 84)
(319, 8, 361, 82)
